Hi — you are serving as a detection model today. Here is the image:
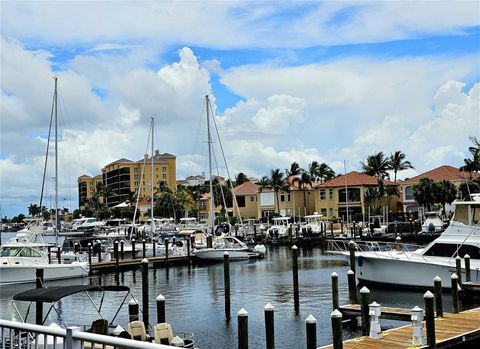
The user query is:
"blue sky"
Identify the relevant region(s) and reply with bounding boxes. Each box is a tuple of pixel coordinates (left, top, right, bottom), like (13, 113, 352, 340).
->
(1, 1, 479, 217)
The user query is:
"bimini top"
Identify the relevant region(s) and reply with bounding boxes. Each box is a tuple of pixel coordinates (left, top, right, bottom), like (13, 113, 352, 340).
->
(13, 285, 130, 303)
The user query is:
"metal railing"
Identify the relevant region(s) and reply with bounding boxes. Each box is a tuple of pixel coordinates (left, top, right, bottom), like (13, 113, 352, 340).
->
(0, 319, 178, 349)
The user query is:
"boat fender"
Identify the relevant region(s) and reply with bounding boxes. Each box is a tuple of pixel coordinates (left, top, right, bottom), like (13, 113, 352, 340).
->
(358, 255, 364, 267)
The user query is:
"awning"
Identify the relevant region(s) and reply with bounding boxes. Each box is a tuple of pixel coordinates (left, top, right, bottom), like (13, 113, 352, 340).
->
(13, 285, 130, 303)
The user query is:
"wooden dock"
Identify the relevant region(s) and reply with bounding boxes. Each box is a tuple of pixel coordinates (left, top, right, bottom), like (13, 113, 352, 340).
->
(339, 304, 415, 322)
(318, 307, 480, 349)
(90, 255, 190, 273)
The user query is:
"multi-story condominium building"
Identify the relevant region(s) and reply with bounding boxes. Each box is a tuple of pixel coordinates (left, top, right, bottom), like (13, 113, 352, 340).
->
(78, 150, 176, 208)
(400, 165, 479, 214)
(77, 174, 103, 207)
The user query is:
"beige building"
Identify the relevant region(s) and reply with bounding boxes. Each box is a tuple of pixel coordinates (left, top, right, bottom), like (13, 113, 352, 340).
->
(231, 182, 260, 219)
(78, 174, 103, 207)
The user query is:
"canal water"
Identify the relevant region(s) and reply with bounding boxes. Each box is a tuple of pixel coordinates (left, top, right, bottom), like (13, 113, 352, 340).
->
(0, 235, 464, 349)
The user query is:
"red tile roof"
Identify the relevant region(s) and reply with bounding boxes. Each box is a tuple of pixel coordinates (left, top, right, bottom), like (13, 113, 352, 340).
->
(234, 181, 259, 195)
(314, 171, 396, 188)
(401, 165, 478, 185)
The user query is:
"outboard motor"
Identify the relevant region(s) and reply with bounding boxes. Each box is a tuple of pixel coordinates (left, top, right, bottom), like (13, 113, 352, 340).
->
(428, 223, 435, 233)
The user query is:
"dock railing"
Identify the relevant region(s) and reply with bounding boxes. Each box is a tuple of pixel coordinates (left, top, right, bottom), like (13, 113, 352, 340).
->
(0, 319, 178, 349)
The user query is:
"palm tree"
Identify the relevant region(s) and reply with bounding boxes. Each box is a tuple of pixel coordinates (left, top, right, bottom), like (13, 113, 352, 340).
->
(389, 151, 414, 182)
(317, 163, 336, 182)
(361, 152, 390, 180)
(364, 187, 381, 214)
(292, 172, 313, 216)
(413, 177, 437, 211)
(235, 172, 249, 186)
(460, 136, 480, 178)
(28, 203, 41, 217)
(259, 169, 290, 214)
(434, 180, 457, 215)
(308, 161, 319, 181)
(286, 162, 302, 177)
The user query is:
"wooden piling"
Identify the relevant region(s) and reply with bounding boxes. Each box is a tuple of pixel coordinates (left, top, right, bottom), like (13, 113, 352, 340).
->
(292, 245, 299, 313)
(433, 276, 443, 317)
(96, 242, 102, 263)
(35, 269, 44, 325)
(74, 242, 80, 253)
(57, 245, 61, 264)
(331, 272, 339, 310)
(348, 241, 356, 275)
(341, 220, 344, 234)
(360, 286, 370, 335)
(224, 251, 231, 321)
(264, 303, 274, 349)
(142, 239, 146, 259)
(131, 239, 136, 259)
(156, 294, 165, 324)
(187, 238, 191, 260)
(331, 310, 343, 349)
(254, 224, 257, 239)
(424, 290, 436, 348)
(87, 243, 92, 272)
(114, 241, 119, 268)
(347, 270, 357, 304)
(330, 222, 334, 236)
(120, 240, 125, 260)
(464, 254, 471, 282)
(455, 256, 462, 287)
(128, 299, 139, 322)
(207, 235, 213, 248)
(395, 236, 402, 251)
(47, 246, 51, 264)
(152, 239, 156, 258)
(164, 238, 169, 267)
(141, 258, 149, 328)
(451, 273, 459, 314)
(238, 308, 248, 349)
(306, 314, 317, 349)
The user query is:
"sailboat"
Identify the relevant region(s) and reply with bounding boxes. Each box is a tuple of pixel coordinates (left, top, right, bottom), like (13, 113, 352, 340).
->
(193, 95, 266, 261)
(0, 77, 89, 285)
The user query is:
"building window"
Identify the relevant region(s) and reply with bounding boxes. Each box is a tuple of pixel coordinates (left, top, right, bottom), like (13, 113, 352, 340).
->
(329, 208, 334, 217)
(405, 186, 414, 201)
(163, 167, 167, 172)
(134, 175, 138, 180)
(287, 194, 291, 201)
(162, 174, 167, 179)
(236, 196, 246, 207)
(329, 189, 334, 200)
(280, 194, 285, 202)
(320, 190, 326, 200)
(134, 168, 138, 173)
(321, 208, 327, 216)
(250, 196, 254, 202)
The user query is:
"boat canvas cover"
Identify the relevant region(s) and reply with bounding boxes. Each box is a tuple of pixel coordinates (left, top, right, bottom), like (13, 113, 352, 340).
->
(13, 285, 129, 303)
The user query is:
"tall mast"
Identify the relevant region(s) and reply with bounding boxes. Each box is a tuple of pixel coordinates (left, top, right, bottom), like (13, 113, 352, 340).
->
(151, 116, 155, 238)
(344, 160, 349, 226)
(206, 95, 214, 235)
(54, 76, 59, 245)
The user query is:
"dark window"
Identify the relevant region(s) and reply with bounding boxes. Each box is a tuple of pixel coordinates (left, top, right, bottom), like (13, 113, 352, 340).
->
(236, 196, 246, 207)
(424, 243, 480, 259)
(339, 188, 361, 203)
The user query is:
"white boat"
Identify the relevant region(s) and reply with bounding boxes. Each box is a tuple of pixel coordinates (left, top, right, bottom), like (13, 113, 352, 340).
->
(341, 197, 480, 289)
(193, 235, 265, 261)
(301, 213, 326, 238)
(0, 241, 89, 286)
(421, 211, 445, 234)
(267, 217, 291, 240)
(72, 217, 105, 232)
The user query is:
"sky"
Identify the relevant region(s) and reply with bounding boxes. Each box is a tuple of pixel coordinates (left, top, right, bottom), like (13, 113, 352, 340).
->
(1, 0, 479, 218)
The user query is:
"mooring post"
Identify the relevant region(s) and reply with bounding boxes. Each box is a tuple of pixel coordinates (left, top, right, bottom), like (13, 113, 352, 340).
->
(395, 235, 402, 252)
(348, 241, 356, 275)
(254, 224, 257, 239)
(96, 242, 102, 263)
(306, 314, 317, 349)
(87, 243, 92, 271)
(340, 220, 344, 234)
(156, 294, 165, 324)
(152, 239, 156, 258)
(187, 238, 191, 261)
(331, 310, 343, 349)
(464, 254, 471, 282)
(35, 268, 44, 325)
(47, 246, 52, 264)
(330, 221, 334, 236)
(57, 245, 61, 264)
(207, 235, 213, 248)
(141, 258, 149, 329)
(114, 241, 119, 268)
(131, 239, 136, 259)
(128, 298, 139, 322)
(224, 251, 231, 321)
(433, 276, 443, 317)
(347, 270, 357, 304)
(142, 239, 146, 259)
(288, 224, 293, 241)
(455, 256, 462, 287)
(292, 245, 299, 313)
(264, 303, 274, 349)
(238, 308, 248, 349)
(424, 290, 436, 348)
(164, 238, 169, 267)
(451, 273, 459, 313)
(74, 242, 79, 254)
(331, 272, 339, 310)
(120, 240, 125, 260)
(360, 286, 370, 335)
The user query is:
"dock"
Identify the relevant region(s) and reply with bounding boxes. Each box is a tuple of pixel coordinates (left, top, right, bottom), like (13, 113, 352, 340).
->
(339, 304, 417, 322)
(319, 307, 480, 349)
(90, 255, 190, 273)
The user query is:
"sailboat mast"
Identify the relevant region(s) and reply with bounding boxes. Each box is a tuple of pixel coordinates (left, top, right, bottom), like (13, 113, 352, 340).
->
(344, 160, 349, 226)
(206, 95, 214, 235)
(151, 116, 155, 238)
(54, 76, 59, 245)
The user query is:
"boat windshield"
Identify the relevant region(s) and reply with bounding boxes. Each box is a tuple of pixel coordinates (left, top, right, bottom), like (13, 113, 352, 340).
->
(453, 203, 480, 225)
(1, 246, 42, 257)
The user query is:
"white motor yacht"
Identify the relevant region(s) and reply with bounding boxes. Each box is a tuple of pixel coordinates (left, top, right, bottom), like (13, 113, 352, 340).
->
(267, 217, 291, 240)
(421, 211, 445, 234)
(342, 197, 480, 289)
(301, 213, 326, 238)
(194, 236, 265, 261)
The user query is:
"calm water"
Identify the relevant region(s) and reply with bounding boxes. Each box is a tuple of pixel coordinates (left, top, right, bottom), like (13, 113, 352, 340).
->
(0, 233, 465, 349)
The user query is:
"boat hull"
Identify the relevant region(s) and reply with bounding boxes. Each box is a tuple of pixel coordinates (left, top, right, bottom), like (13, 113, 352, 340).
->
(0, 263, 89, 286)
(194, 248, 253, 261)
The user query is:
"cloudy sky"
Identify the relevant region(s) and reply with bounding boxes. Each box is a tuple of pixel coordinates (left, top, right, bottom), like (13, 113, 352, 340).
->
(1, 1, 479, 217)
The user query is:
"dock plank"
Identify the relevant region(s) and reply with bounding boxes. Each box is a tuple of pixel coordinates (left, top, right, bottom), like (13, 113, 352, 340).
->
(318, 307, 480, 349)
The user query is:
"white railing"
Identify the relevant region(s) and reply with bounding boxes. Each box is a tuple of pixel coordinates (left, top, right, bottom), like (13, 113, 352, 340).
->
(0, 319, 178, 349)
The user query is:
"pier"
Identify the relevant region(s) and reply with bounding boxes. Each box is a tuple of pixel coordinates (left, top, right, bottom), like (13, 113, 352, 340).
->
(90, 255, 191, 273)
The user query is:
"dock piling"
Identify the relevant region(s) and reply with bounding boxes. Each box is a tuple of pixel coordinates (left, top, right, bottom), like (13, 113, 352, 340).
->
(331, 310, 343, 349)
(424, 291, 436, 348)
(120, 240, 124, 260)
(360, 286, 370, 335)
(164, 238, 169, 267)
(368, 302, 382, 339)
(348, 241, 356, 274)
(464, 254, 471, 282)
(264, 303, 274, 349)
(433, 276, 443, 317)
(57, 245, 61, 264)
(238, 308, 248, 349)
(97, 242, 101, 263)
(224, 251, 231, 321)
(152, 239, 156, 258)
(114, 241, 119, 268)
(156, 294, 165, 324)
(87, 243, 92, 271)
(291, 245, 299, 313)
(131, 239, 136, 259)
(142, 239, 146, 259)
(187, 238, 191, 260)
(347, 270, 357, 304)
(35, 269, 44, 325)
(411, 306, 426, 346)
(128, 299, 139, 322)
(141, 258, 149, 329)
(455, 256, 462, 287)
(451, 273, 460, 313)
(306, 314, 317, 349)
(331, 272, 339, 310)
(395, 236, 402, 251)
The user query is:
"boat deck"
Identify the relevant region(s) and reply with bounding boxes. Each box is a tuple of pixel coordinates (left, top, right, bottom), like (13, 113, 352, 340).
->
(318, 307, 480, 349)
